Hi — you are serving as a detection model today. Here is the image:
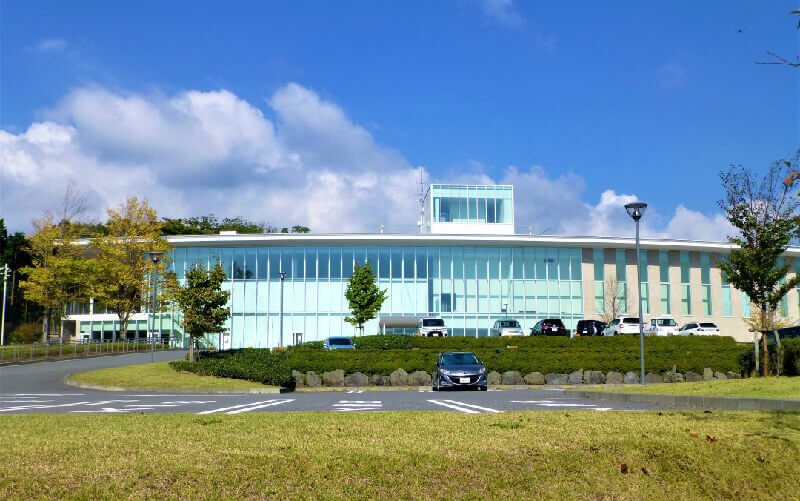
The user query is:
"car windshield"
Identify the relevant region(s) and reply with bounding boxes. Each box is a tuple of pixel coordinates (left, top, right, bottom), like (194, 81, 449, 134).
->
(699, 323, 717, 328)
(422, 319, 445, 327)
(441, 353, 480, 365)
(623, 318, 640, 324)
(499, 320, 520, 328)
(328, 338, 353, 346)
(656, 319, 677, 326)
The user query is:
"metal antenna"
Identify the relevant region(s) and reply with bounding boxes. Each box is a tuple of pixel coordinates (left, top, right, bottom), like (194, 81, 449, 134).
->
(417, 170, 426, 233)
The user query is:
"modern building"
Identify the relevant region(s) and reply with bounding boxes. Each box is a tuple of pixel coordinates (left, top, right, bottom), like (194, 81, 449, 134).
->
(65, 184, 797, 347)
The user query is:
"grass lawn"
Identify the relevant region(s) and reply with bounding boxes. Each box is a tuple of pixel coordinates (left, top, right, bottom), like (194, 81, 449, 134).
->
(1, 411, 798, 499)
(69, 361, 277, 389)
(589, 377, 800, 400)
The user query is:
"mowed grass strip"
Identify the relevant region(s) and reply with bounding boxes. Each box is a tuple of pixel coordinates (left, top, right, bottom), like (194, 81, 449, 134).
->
(590, 377, 800, 400)
(69, 362, 277, 389)
(0, 411, 798, 499)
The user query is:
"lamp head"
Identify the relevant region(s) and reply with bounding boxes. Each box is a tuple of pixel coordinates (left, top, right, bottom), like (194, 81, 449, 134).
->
(147, 251, 164, 264)
(624, 202, 647, 221)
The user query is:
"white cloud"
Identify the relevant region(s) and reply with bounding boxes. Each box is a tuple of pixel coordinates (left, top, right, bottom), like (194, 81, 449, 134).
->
(656, 62, 687, 90)
(0, 83, 730, 241)
(32, 38, 66, 53)
(479, 0, 525, 28)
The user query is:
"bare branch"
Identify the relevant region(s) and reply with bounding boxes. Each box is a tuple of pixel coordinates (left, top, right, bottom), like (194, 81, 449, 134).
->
(755, 51, 800, 67)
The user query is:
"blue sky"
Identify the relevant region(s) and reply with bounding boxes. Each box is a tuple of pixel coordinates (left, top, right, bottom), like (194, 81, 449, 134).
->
(1, 1, 798, 237)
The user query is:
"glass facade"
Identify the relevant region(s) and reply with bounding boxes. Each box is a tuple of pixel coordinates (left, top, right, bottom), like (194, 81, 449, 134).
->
(166, 245, 583, 347)
(701, 253, 712, 316)
(430, 185, 513, 224)
(593, 249, 604, 314)
(680, 251, 691, 315)
(659, 251, 670, 315)
(639, 250, 649, 316)
(616, 249, 627, 313)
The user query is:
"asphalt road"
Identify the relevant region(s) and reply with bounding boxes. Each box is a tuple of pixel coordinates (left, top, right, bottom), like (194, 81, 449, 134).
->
(0, 351, 661, 414)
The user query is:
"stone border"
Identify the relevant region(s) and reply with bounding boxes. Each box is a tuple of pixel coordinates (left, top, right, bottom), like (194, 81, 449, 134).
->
(571, 389, 800, 411)
(64, 375, 285, 394)
(293, 384, 545, 392)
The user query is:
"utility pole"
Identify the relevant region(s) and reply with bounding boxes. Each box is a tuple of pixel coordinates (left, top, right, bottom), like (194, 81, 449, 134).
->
(1, 264, 9, 345)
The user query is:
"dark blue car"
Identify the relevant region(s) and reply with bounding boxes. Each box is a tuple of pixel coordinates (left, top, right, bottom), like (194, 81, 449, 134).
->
(432, 352, 487, 391)
(324, 336, 356, 350)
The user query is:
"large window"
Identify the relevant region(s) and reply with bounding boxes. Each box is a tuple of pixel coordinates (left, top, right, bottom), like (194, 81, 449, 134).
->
(659, 251, 670, 314)
(430, 185, 513, 225)
(616, 249, 627, 313)
(680, 251, 691, 315)
(700, 253, 711, 316)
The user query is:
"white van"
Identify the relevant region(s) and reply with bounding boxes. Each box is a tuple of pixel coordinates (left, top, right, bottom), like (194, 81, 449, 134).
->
(644, 317, 679, 336)
(418, 318, 448, 337)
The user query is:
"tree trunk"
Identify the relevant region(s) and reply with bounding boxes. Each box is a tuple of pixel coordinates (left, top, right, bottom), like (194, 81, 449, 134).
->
(41, 310, 50, 344)
(189, 336, 195, 363)
(761, 306, 770, 377)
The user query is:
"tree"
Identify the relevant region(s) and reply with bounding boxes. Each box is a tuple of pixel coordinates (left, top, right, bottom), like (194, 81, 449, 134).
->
(19, 215, 92, 342)
(92, 197, 171, 341)
(716, 159, 800, 376)
(599, 276, 623, 324)
(344, 263, 387, 336)
(166, 262, 230, 362)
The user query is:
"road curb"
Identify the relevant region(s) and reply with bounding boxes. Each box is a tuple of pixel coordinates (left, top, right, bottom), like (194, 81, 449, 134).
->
(63, 376, 286, 394)
(570, 390, 800, 411)
(0, 349, 178, 367)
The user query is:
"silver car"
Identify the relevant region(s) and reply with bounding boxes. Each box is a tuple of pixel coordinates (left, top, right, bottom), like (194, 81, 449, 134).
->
(490, 319, 524, 337)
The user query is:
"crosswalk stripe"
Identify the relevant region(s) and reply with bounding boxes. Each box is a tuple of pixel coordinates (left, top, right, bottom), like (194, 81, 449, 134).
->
(440, 399, 502, 413)
(427, 399, 481, 414)
(226, 399, 294, 414)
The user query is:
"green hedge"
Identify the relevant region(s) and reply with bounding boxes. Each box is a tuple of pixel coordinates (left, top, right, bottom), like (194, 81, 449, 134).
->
(172, 335, 750, 387)
(738, 338, 800, 376)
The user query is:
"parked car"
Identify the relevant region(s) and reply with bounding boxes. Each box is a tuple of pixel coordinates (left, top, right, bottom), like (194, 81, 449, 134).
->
(323, 336, 356, 350)
(602, 317, 642, 336)
(644, 317, 679, 336)
(531, 318, 568, 336)
(490, 319, 525, 337)
(418, 317, 449, 337)
(575, 319, 606, 336)
(432, 352, 487, 391)
(679, 322, 720, 336)
(762, 326, 800, 345)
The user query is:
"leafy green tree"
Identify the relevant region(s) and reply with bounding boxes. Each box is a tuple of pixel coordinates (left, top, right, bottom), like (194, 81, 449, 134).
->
(92, 197, 172, 341)
(166, 262, 230, 362)
(716, 159, 800, 376)
(291, 225, 310, 233)
(344, 263, 387, 336)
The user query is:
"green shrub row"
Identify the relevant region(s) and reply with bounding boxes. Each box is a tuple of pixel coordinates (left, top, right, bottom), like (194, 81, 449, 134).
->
(737, 338, 800, 376)
(172, 336, 750, 386)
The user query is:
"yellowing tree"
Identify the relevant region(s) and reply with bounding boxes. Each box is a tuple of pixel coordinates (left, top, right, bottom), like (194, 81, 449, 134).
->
(20, 215, 93, 342)
(92, 197, 171, 341)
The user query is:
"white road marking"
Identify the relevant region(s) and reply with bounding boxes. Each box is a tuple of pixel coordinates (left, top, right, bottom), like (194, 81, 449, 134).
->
(0, 399, 137, 412)
(427, 399, 480, 414)
(5, 393, 84, 397)
(346, 390, 365, 394)
(510, 400, 605, 408)
(198, 400, 276, 415)
(1, 399, 54, 403)
(332, 400, 382, 412)
(226, 399, 294, 414)
(439, 400, 502, 413)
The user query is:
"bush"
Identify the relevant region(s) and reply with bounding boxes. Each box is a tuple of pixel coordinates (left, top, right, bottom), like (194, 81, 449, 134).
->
(738, 338, 800, 376)
(7, 323, 42, 344)
(173, 335, 750, 386)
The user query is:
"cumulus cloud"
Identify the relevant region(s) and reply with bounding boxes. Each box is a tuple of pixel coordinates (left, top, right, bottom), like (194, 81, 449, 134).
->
(0, 83, 730, 240)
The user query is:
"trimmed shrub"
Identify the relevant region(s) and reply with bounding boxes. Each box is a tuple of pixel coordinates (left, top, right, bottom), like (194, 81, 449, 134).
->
(7, 323, 42, 344)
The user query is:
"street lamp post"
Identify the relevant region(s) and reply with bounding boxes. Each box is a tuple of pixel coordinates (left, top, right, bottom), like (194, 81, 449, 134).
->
(625, 202, 648, 386)
(147, 251, 163, 363)
(278, 272, 287, 348)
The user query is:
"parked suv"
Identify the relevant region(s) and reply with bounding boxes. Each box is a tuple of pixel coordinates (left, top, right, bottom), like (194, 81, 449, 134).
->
(603, 317, 642, 336)
(531, 318, 568, 336)
(575, 319, 606, 336)
(418, 318, 448, 337)
(490, 319, 524, 337)
(644, 317, 679, 336)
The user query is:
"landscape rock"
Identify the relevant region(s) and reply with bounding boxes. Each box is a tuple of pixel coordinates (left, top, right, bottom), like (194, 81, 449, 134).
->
(606, 371, 624, 385)
(714, 371, 728, 380)
(545, 373, 569, 385)
(292, 370, 305, 388)
(703, 368, 714, 381)
(305, 371, 322, 387)
(685, 371, 702, 382)
(345, 372, 369, 387)
(487, 371, 502, 385)
(645, 373, 663, 384)
(524, 372, 545, 385)
(389, 368, 409, 387)
(583, 371, 605, 385)
(408, 371, 432, 386)
(663, 370, 684, 384)
(623, 371, 640, 385)
(568, 369, 584, 385)
(725, 371, 741, 380)
(502, 371, 525, 385)
(370, 374, 388, 386)
(322, 369, 345, 387)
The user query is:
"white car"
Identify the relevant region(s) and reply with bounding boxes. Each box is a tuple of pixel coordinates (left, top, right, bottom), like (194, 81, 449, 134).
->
(679, 322, 720, 336)
(418, 318, 448, 337)
(490, 319, 525, 337)
(644, 317, 679, 336)
(603, 317, 643, 336)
